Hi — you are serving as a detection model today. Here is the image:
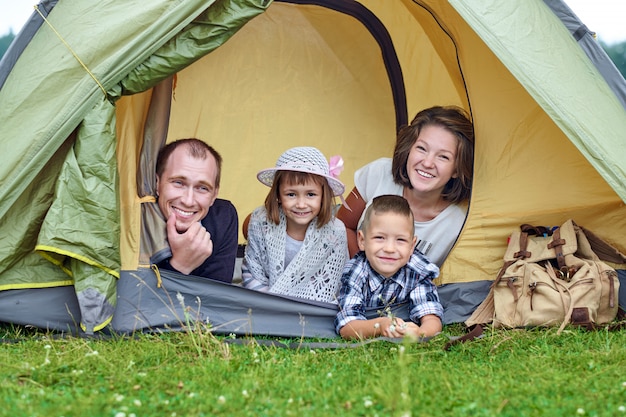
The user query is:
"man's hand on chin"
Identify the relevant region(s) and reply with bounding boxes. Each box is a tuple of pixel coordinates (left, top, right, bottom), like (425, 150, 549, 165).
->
(166, 213, 213, 274)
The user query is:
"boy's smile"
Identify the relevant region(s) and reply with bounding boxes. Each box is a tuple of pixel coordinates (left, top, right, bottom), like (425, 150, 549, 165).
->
(357, 211, 416, 278)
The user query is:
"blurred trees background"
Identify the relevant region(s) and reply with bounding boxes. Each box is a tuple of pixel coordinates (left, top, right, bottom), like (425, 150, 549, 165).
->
(603, 41, 626, 78)
(0, 31, 15, 59)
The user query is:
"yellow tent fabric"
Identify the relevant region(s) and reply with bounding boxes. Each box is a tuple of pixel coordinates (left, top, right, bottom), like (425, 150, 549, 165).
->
(117, 1, 626, 285)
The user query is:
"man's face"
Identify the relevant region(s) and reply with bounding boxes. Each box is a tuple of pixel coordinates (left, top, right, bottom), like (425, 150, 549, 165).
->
(156, 146, 219, 233)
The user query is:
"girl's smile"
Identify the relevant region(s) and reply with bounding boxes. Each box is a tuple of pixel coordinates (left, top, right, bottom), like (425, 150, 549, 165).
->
(279, 179, 323, 240)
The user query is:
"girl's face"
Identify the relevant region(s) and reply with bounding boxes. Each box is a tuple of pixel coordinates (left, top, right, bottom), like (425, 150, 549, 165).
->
(405, 125, 458, 196)
(279, 177, 323, 237)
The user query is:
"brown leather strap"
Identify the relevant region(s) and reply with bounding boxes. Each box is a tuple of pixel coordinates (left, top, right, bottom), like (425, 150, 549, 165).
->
(548, 228, 566, 269)
(443, 324, 484, 351)
(493, 260, 515, 286)
(520, 224, 551, 237)
(581, 225, 626, 264)
(528, 281, 537, 310)
(514, 232, 531, 259)
(492, 259, 517, 301)
(608, 270, 616, 309)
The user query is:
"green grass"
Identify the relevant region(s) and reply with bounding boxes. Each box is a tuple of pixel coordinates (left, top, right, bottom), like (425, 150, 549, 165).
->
(1, 323, 625, 417)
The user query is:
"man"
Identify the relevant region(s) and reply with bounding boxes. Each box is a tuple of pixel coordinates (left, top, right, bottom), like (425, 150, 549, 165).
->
(155, 138, 238, 283)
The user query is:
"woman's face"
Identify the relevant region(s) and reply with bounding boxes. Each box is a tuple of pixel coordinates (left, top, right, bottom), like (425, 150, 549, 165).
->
(405, 125, 458, 195)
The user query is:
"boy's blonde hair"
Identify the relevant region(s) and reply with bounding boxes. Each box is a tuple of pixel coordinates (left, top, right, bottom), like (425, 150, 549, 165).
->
(360, 195, 414, 236)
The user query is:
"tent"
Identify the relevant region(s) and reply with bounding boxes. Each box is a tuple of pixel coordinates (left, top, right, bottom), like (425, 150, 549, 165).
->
(0, 0, 625, 337)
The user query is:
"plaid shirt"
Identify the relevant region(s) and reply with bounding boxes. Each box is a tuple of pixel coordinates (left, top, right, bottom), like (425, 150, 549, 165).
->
(334, 251, 443, 333)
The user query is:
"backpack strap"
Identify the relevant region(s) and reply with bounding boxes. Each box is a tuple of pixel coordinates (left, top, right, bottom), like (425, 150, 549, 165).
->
(468, 223, 533, 326)
(513, 231, 531, 259)
(520, 224, 551, 237)
(547, 227, 567, 270)
(443, 324, 484, 351)
(580, 225, 626, 264)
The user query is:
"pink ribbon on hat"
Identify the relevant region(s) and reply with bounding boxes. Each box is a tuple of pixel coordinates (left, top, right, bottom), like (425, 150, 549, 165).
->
(329, 155, 344, 179)
(329, 155, 350, 211)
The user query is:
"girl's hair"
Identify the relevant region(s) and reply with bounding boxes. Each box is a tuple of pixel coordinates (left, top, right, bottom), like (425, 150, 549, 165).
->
(264, 171, 335, 227)
(391, 105, 474, 204)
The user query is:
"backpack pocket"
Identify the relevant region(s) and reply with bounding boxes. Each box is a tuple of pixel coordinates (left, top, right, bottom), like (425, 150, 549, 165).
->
(493, 261, 601, 328)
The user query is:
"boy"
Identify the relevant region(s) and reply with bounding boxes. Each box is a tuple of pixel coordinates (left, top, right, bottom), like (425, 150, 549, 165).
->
(335, 195, 443, 339)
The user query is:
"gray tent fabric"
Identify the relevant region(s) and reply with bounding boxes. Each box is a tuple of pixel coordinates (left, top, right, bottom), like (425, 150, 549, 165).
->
(113, 269, 406, 338)
(1, 269, 623, 339)
(109, 269, 626, 336)
(543, 0, 626, 111)
(111, 268, 489, 337)
(0, 286, 81, 333)
(437, 281, 492, 324)
(137, 78, 173, 266)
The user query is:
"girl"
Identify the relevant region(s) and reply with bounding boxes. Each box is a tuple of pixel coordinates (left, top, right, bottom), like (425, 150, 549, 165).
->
(242, 146, 348, 303)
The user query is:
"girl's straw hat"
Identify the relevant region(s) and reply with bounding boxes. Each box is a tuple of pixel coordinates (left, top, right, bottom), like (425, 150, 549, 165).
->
(257, 147, 345, 196)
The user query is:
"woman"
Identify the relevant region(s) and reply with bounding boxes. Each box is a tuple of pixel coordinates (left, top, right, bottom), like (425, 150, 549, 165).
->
(337, 105, 474, 266)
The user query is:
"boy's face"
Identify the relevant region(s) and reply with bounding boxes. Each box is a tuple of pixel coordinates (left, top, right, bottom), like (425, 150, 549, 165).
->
(357, 211, 417, 278)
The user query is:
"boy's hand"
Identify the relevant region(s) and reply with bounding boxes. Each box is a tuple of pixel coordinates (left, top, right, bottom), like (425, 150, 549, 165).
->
(166, 213, 213, 274)
(382, 318, 417, 338)
(395, 315, 442, 339)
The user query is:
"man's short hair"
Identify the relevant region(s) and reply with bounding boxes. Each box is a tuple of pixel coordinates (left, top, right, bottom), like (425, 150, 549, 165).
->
(360, 195, 414, 236)
(156, 138, 223, 187)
